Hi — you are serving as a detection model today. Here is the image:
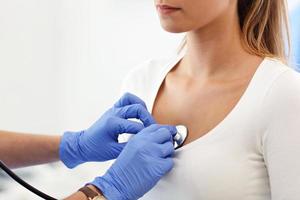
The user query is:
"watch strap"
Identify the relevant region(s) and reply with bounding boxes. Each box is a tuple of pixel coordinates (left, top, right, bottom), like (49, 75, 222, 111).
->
(78, 186, 104, 200)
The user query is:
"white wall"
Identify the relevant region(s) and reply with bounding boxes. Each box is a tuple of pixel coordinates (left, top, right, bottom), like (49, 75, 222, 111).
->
(0, 0, 61, 133)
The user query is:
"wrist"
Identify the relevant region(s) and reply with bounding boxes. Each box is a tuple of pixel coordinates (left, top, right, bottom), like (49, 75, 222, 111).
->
(86, 185, 103, 195)
(76, 185, 107, 200)
(86, 185, 107, 199)
(90, 175, 126, 200)
(59, 131, 85, 168)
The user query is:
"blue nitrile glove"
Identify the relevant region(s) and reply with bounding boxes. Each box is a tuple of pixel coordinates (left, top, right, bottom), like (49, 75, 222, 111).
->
(90, 124, 177, 200)
(59, 93, 156, 168)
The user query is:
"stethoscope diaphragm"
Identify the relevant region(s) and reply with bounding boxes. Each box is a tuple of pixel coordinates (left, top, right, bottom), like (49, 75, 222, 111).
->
(174, 125, 188, 149)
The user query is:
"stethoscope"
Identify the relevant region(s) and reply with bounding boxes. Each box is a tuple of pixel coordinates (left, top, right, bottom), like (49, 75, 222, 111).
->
(0, 125, 188, 200)
(173, 125, 188, 149)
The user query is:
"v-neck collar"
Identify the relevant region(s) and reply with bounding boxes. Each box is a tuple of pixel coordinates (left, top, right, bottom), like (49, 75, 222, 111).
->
(147, 52, 269, 151)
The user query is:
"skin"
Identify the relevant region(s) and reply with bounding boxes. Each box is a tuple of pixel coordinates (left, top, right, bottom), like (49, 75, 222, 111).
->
(153, 0, 263, 145)
(0, 130, 103, 199)
(0, 131, 61, 168)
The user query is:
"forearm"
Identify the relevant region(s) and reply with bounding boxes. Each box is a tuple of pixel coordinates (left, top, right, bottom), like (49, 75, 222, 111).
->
(0, 130, 61, 168)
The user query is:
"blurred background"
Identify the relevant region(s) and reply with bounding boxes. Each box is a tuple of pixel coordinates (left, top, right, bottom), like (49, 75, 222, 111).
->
(0, 0, 299, 199)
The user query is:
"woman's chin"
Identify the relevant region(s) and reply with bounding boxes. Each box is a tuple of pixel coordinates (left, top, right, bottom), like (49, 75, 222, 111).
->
(160, 23, 188, 33)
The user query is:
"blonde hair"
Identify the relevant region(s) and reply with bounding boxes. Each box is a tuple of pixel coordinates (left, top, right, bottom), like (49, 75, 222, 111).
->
(178, 0, 290, 62)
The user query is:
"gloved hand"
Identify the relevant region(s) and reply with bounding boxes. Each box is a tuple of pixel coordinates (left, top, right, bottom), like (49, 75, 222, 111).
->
(59, 93, 156, 168)
(90, 124, 177, 200)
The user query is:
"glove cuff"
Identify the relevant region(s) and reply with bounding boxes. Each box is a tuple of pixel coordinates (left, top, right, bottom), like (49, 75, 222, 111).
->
(90, 175, 126, 200)
(59, 131, 85, 169)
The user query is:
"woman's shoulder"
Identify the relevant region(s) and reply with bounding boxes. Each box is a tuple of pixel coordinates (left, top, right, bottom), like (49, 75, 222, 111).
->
(254, 58, 300, 143)
(259, 58, 300, 157)
(120, 54, 178, 95)
(261, 57, 300, 110)
(127, 57, 170, 80)
(264, 57, 300, 92)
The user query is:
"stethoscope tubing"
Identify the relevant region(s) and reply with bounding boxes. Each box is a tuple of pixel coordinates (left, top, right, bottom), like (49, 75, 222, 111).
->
(0, 160, 57, 200)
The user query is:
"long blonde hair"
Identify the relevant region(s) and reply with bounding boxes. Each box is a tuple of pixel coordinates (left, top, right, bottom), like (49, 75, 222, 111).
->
(178, 0, 290, 62)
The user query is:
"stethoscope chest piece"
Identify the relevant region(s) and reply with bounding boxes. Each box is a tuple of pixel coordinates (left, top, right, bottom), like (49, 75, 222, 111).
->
(174, 125, 188, 149)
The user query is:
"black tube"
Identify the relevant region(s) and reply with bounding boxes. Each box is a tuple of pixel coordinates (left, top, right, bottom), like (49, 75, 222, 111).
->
(0, 160, 57, 200)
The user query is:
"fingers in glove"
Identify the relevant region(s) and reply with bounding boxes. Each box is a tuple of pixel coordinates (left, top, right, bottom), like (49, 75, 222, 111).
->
(149, 128, 173, 144)
(116, 104, 156, 126)
(109, 117, 145, 137)
(114, 93, 147, 109)
(153, 142, 174, 158)
(163, 157, 174, 173)
(156, 157, 174, 174)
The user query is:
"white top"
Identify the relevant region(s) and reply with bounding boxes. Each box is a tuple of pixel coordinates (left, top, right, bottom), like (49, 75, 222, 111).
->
(120, 51, 300, 200)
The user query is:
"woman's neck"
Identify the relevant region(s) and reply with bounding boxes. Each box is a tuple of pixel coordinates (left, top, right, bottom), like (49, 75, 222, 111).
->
(180, 9, 261, 81)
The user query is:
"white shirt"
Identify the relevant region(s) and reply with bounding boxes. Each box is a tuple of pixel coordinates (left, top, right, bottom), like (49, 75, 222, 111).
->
(120, 51, 300, 200)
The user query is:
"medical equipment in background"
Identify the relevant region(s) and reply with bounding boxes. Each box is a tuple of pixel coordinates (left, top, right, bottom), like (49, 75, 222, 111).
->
(0, 125, 189, 200)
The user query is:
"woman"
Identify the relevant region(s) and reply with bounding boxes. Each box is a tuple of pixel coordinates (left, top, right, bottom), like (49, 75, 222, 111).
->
(120, 0, 300, 199)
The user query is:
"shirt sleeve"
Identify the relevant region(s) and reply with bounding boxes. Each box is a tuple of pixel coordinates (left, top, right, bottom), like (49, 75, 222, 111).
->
(262, 69, 300, 200)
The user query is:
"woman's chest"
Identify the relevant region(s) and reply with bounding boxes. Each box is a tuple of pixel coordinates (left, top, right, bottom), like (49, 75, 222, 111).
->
(141, 139, 270, 200)
(152, 78, 249, 145)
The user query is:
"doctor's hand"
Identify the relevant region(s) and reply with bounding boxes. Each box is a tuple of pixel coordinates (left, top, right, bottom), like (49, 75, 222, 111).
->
(90, 124, 177, 200)
(59, 93, 156, 168)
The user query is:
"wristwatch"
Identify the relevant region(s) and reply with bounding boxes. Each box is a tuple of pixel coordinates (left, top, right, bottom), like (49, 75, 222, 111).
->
(78, 185, 106, 200)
